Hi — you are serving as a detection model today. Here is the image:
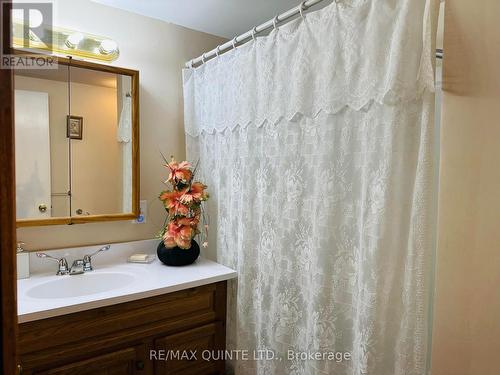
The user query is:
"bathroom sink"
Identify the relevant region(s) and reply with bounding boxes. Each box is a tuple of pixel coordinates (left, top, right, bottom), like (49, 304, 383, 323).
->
(26, 272, 136, 299)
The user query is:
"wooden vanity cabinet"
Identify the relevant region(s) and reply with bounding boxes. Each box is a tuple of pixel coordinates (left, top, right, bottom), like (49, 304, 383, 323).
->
(18, 282, 227, 375)
(34, 347, 141, 375)
(154, 322, 224, 375)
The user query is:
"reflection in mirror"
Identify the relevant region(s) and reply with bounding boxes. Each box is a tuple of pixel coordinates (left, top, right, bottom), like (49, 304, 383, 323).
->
(14, 65, 70, 220)
(69, 66, 133, 217)
(14, 57, 138, 225)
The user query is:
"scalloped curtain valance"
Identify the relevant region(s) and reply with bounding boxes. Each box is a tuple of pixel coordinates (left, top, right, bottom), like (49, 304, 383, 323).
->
(182, 0, 434, 136)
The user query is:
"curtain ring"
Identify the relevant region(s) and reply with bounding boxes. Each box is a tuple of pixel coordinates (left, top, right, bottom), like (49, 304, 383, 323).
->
(215, 45, 221, 57)
(299, 1, 306, 18)
(273, 15, 279, 30)
(201, 53, 207, 63)
(232, 37, 238, 49)
(251, 26, 257, 41)
(189, 59, 194, 68)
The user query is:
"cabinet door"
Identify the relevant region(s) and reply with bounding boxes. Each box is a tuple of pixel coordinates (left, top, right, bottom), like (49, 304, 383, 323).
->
(33, 347, 142, 375)
(154, 322, 224, 375)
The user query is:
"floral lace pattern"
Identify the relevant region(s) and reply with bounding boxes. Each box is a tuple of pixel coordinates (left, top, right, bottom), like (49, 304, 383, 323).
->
(183, 0, 435, 136)
(184, 1, 437, 374)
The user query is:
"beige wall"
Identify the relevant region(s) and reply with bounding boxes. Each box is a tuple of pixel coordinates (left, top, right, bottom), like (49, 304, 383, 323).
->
(17, 0, 226, 250)
(431, 1, 500, 374)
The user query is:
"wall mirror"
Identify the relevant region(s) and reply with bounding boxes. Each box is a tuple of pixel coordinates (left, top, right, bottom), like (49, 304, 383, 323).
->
(14, 56, 139, 226)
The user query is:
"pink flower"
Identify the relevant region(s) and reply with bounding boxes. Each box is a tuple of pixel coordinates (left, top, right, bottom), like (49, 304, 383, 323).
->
(159, 190, 189, 216)
(180, 182, 208, 203)
(177, 216, 200, 228)
(163, 218, 196, 249)
(166, 159, 192, 185)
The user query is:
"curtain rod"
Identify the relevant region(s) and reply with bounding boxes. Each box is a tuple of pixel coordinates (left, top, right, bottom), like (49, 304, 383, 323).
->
(185, 0, 326, 68)
(186, 0, 444, 68)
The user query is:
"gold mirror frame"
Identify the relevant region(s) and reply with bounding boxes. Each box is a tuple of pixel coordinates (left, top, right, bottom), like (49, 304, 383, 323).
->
(15, 55, 140, 227)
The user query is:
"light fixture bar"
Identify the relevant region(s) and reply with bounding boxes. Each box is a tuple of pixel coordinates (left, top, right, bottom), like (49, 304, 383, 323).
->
(12, 21, 119, 62)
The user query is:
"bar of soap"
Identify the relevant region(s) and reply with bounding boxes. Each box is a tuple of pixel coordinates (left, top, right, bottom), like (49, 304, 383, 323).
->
(129, 254, 148, 262)
(129, 253, 149, 262)
(127, 253, 156, 263)
(127, 253, 155, 264)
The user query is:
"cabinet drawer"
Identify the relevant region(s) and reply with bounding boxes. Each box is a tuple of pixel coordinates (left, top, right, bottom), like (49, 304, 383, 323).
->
(33, 347, 140, 375)
(154, 322, 224, 375)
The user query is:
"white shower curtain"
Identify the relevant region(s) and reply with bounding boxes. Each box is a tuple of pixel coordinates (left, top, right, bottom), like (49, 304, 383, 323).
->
(184, 1, 438, 374)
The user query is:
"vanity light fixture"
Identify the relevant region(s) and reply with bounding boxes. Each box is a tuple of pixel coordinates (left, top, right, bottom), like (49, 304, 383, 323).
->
(65, 32, 84, 49)
(12, 21, 120, 62)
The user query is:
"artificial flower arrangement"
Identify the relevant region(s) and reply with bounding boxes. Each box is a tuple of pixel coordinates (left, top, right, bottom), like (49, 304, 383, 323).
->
(158, 156, 209, 251)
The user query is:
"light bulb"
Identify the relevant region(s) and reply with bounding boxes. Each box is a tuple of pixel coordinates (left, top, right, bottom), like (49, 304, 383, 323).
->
(99, 39, 118, 55)
(65, 32, 84, 48)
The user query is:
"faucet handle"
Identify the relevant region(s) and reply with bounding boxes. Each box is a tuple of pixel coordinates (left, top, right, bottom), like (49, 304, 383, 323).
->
(83, 244, 111, 272)
(36, 252, 59, 261)
(36, 253, 69, 275)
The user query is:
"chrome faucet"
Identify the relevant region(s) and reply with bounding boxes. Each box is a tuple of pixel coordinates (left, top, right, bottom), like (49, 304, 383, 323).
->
(36, 244, 111, 276)
(69, 259, 84, 275)
(36, 253, 69, 275)
(82, 244, 111, 272)
(70, 244, 111, 275)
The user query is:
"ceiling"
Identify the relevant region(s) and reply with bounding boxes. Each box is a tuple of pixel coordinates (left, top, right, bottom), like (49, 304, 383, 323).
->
(91, 0, 330, 38)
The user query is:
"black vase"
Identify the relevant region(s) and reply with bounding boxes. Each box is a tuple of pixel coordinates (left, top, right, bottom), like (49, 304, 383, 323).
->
(157, 239, 200, 266)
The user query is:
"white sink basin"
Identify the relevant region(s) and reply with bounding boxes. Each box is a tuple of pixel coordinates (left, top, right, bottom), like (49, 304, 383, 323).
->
(26, 272, 136, 299)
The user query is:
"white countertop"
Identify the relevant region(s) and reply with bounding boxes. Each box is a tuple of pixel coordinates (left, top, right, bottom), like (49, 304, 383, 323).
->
(18, 256, 237, 323)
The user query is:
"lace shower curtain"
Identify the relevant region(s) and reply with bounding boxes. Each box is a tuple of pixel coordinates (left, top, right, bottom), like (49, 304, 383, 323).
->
(184, 1, 438, 374)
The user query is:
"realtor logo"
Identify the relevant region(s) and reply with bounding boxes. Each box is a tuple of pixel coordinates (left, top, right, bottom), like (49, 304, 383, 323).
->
(1, 1, 56, 69)
(11, 2, 53, 48)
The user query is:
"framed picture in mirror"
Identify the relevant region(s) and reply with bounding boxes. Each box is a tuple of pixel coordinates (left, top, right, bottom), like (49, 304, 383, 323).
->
(67, 115, 83, 140)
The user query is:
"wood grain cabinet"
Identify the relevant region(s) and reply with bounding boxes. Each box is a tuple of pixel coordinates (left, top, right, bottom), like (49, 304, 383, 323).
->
(154, 323, 224, 375)
(18, 282, 227, 375)
(34, 347, 141, 375)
